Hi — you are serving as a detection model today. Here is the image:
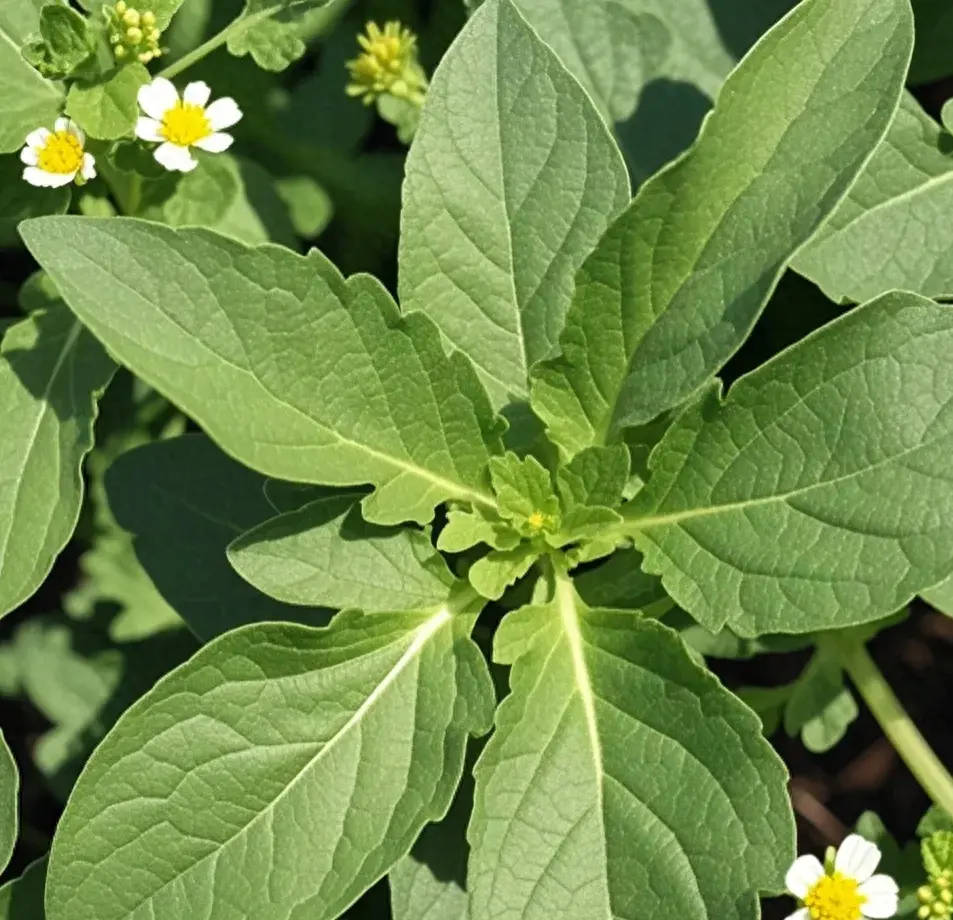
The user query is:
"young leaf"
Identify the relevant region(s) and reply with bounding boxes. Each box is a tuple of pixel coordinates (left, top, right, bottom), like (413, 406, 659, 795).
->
(22, 4, 96, 79)
(468, 544, 538, 600)
(437, 507, 520, 553)
(65, 64, 151, 141)
(488, 453, 559, 528)
(228, 494, 458, 611)
(45, 608, 494, 920)
(783, 654, 858, 754)
(556, 444, 628, 510)
(225, 0, 331, 71)
(0, 732, 16, 875)
(0, 857, 46, 920)
(923, 832, 953, 877)
(625, 292, 953, 636)
(105, 434, 332, 640)
(469, 585, 794, 920)
(0, 301, 116, 618)
(531, 0, 913, 458)
(20, 217, 502, 526)
(795, 93, 953, 304)
(398, 0, 630, 406)
(0, 15, 62, 153)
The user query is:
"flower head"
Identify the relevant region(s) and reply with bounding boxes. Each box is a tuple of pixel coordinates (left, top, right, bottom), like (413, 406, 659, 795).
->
(786, 834, 899, 920)
(919, 869, 953, 919)
(105, 0, 162, 63)
(346, 21, 427, 106)
(20, 117, 96, 188)
(135, 78, 242, 173)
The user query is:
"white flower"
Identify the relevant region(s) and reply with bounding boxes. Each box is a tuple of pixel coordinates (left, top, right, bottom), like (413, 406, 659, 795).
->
(135, 77, 241, 173)
(20, 117, 96, 188)
(785, 834, 899, 920)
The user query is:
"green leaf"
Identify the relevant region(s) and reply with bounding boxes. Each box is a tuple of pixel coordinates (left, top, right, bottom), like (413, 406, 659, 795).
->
(795, 93, 953, 303)
(736, 685, 792, 737)
(556, 445, 628, 510)
(105, 434, 332, 640)
(45, 607, 494, 920)
(21, 4, 96, 80)
(0, 0, 45, 45)
(0, 154, 69, 246)
(572, 547, 669, 613)
(275, 175, 332, 238)
(469, 585, 794, 920)
(225, 0, 332, 72)
(0, 858, 46, 919)
(0, 300, 116, 618)
(0, 731, 16, 875)
(921, 571, 953, 617)
(66, 64, 150, 140)
(20, 217, 503, 527)
(228, 494, 458, 611)
(398, 0, 630, 405)
(468, 544, 537, 600)
(488, 452, 559, 528)
(783, 654, 858, 754)
(924, 832, 953, 877)
(919, 808, 953, 837)
(626, 292, 953, 637)
(0, 16, 62, 154)
(531, 0, 913, 458)
(437, 507, 520, 553)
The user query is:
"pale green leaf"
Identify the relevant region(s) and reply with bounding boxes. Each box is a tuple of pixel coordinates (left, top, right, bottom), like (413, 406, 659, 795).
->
(924, 832, 953, 878)
(275, 175, 332, 238)
(468, 544, 537, 601)
(104, 434, 332, 640)
(0, 18, 62, 154)
(626, 292, 953, 637)
(0, 731, 16, 875)
(436, 507, 520, 553)
(531, 0, 913, 457)
(782, 654, 858, 754)
(20, 217, 502, 527)
(0, 300, 116, 618)
(469, 584, 794, 920)
(65, 64, 150, 140)
(225, 0, 332, 71)
(398, 0, 630, 405)
(795, 93, 953, 303)
(556, 445, 628, 510)
(22, 4, 95, 80)
(488, 453, 559, 526)
(0, 857, 46, 919)
(228, 494, 458, 611)
(0, 0, 45, 45)
(922, 573, 953, 618)
(45, 608, 494, 920)
(919, 808, 953, 837)
(0, 155, 69, 246)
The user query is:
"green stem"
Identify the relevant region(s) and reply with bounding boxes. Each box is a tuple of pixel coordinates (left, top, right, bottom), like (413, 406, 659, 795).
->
(821, 631, 953, 817)
(157, 19, 243, 79)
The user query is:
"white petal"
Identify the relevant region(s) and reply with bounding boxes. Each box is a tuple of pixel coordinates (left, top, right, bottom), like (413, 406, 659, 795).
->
(23, 167, 74, 187)
(785, 855, 825, 899)
(66, 120, 86, 146)
(54, 116, 70, 133)
(135, 116, 164, 142)
(783, 911, 810, 920)
(20, 146, 38, 166)
(192, 131, 232, 153)
(205, 97, 242, 131)
(138, 77, 179, 120)
(183, 81, 211, 106)
(153, 141, 196, 172)
(859, 875, 899, 919)
(835, 835, 881, 883)
(81, 152, 96, 180)
(25, 127, 51, 149)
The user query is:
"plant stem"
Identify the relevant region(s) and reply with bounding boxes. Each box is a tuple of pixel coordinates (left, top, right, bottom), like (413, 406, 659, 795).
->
(821, 631, 953, 817)
(157, 20, 241, 80)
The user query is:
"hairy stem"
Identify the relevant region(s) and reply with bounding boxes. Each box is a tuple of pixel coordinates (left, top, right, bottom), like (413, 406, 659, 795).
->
(821, 631, 953, 817)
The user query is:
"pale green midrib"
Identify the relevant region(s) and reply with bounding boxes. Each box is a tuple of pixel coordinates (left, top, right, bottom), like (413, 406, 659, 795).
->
(624, 422, 953, 531)
(0, 320, 82, 583)
(81, 610, 453, 919)
(57, 245, 498, 512)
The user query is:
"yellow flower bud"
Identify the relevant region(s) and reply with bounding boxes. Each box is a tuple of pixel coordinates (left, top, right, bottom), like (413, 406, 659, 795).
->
(126, 25, 142, 42)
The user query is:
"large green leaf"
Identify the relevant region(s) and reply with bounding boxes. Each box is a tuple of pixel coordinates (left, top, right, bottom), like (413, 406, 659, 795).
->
(0, 0, 44, 45)
(399, 0, 629, 406)
(0, 155, 69, 247)
(0, 18, 62, 153)
(46, 608, 494, 920)
(0, 858, 46, 919)
(105, 434, 332, 640)
(531, 0, 913, 458)
(469, 581, 793, 920)
(0, 732, 16, 875)
(229, 494, 458, 612)
(0, 301, 116, 618)
(625, 292, 953, 637)
(20, 218, 502, 526)
(795, 93, 953, 304)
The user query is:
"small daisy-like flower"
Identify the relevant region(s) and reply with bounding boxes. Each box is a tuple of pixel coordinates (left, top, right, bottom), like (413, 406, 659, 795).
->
(786, 834, 899, 920)
(135, 77, 241, 173)
(20, 117, 96, 188)
(346, 21, 427, 106)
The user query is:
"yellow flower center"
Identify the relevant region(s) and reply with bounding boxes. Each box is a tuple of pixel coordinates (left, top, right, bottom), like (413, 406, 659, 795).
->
(346, 21, 426, 103)
(37, 130, 83, 175)
(160, 101, 211, 147)
(804, 872, 867, 920)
